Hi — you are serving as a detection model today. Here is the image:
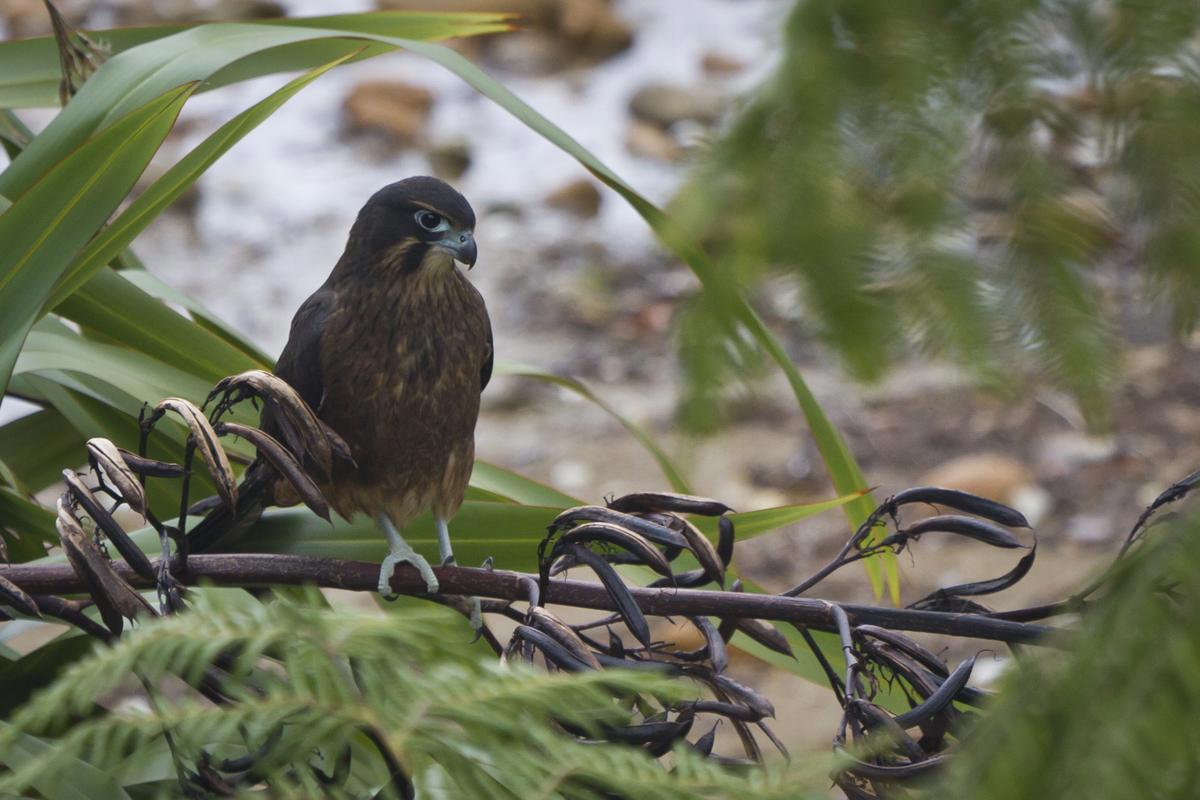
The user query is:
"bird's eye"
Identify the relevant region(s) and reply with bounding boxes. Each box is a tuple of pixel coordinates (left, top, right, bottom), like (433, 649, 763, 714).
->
(415, 210, 446, 232)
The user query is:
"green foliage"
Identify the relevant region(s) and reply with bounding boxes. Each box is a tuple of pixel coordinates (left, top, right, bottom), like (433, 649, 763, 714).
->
(0, 591, 812, 799)
(678, 0, 1200, 428)
(935, 515, 1200, 798)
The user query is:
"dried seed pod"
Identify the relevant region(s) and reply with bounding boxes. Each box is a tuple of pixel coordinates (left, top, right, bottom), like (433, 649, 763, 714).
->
(848, 699, 926, 763)
(716, 515, 735, 567)
(890, 515, 1025, 549)
(117, 449, 184, 479)
(151, 398, 237, 511)
(671, 514, 725, 587)
(85, 437, 146, 517)
(692, 722, 719, 756)
(511, 625, 594, 671)
(687, 615, 728, 674)
(607, 492, 733, 517)
(215, 422, 329, 521)
(526, 607, 602, 670)
(893, 655, 976, 729)
(550, 505, 686, 549)
(854, 625, 948, 677)
(601, 720, 690, 747)
(569, 545, 652, 647)
(688, 700, 760, 722)
(726, 618, 795, 660)
(914, 547, 1036, 604)
(552, 522, 672, 578)
(833, 747, 946, 780)
(887, 486, 1030, 528)
(712, 673, 775, 720)
(57, 500, 153, 634)
(60, 470, 155, 580)
(207, 370, 338, 477)
(0, 574, 40, 618)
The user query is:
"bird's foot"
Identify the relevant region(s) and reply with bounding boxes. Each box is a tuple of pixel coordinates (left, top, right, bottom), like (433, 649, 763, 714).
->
(441, 553, 457, 567)
(481, 556, 494, 572)
(377, 548, 439, 598)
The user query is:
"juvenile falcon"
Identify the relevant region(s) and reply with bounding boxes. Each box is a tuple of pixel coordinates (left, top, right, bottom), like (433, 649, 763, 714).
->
(190, 176, 492, 595)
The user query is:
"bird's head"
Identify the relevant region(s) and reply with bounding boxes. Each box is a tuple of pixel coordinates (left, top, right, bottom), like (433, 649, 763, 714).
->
(348, 176, 478, 275)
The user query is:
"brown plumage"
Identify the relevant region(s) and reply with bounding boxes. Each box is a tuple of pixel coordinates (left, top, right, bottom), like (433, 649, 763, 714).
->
(190, 177, 491, 592)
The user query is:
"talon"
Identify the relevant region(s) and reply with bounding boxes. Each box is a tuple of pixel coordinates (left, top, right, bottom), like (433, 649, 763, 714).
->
(441, 554, 457, 567)
(481, 556, 494, 572)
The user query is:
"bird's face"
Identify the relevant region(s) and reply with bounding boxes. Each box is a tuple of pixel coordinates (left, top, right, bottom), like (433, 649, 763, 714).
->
(349, 176, 478, 276)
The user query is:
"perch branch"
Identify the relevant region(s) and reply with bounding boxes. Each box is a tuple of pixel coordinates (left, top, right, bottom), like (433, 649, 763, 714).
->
(1, 554, 1058, 646)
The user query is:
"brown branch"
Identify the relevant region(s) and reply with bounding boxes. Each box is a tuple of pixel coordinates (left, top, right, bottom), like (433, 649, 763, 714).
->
(0, 554, 1060, 646)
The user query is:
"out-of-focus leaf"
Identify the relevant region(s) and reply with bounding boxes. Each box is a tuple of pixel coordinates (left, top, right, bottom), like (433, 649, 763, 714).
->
(0, 84, 194, 395)
(0, 723, 131, 800)
(0, 12, 510, 109)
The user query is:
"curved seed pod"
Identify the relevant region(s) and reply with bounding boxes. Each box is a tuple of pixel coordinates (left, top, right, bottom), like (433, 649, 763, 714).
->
(0, 574, 40, 618)
(716, 515, 735, 567)
(152, 398, 237, 511)
(85, 438, 146, 517)
(207, 370, 334, 477)
(215, 422, 329, 521)
(61, 471, 155, 580)
(569, 545, 651, 647)
(692, 722, 719, 756)
(688, 700, 761, 722)
(671, 514, 725, 587)
(550, 506, 686, 549)
(57, 501, 153, 634)
(116, 449, 184, 478)
(887, 487, 1030, 528)
(848, 699, 925, 763)
(607, 492, 733, 516)
(553, 522, 672, 577)
(712, 673, 775, 720)
(854, 625, 948, 677)
(727, 618, 795, 659)
(916, 547, 1036, 603)
(187, 495, 224, 517)
(895, 515, 1024, 549)
(526, 607, 601, 670)
(833, 747, 946, 780)
(687, 616, 727, 674)
(601, 720, 690, 747)
(512, 625, 594, 671)
(893, 655, 976, 729)
(321, 422, 355, 468)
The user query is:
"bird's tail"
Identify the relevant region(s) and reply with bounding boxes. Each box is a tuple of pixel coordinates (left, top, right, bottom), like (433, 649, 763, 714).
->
(186, 461, 275, 554)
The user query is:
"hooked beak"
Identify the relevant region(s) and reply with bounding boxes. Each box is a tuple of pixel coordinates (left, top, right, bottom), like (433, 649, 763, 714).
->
(437, 230, 477, 269)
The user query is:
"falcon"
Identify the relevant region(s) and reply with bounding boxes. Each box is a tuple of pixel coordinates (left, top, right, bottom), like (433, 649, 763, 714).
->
(190, 176, 492, 595)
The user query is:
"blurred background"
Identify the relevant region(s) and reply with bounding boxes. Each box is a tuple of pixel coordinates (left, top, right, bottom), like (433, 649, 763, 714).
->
(5, 0, 1200, 752)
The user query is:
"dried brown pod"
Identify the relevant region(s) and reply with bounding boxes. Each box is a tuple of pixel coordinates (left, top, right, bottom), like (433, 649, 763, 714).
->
(151, 398, 237, 511)
(60, 470, 155, 580)
(0, 574, 40, 618)
(569, 545, 652, 647)
(215, 422, 329, 521)
(207, 370, 336, 478)
(526, 607, 602, 670)
(510, 625, 594, 671)
(549, 505, 687, 549)
(886, 487, 1030, 528)
(887, 515, 1025, 549)
(607, 492, 733, 517)
(85, 437, 146, 517)
(670, 514, 725, 587)
(56, 500, 153, 634)
(117, 449, 185, 479)
(553, 522, 672, 577)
